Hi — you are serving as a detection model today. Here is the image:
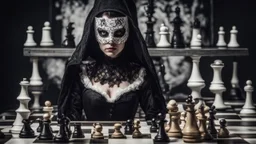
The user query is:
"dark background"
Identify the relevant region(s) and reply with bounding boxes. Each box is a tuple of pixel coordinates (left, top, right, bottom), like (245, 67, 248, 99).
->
(2, 0, 254, 113)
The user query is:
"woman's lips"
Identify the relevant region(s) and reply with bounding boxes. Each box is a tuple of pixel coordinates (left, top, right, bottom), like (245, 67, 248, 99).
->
(105, 47, 116, 52)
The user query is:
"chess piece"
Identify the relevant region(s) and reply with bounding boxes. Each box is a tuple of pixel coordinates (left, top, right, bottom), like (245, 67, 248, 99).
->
(227, 26, 239, 48)
(150, 118, 158, 133)
(54, 116, 70, 142)
(187, 56, 205, 110)
(190, 18, 201, 48)
(38, 113, 54, 140)
(217, 118, 229, 138)
(64, 117, 72, 138)
(197, 105, 213, 140)
(43, 100, 53, 119)
(19, 119, 35, 138)
(170, 6, 185, 48)
(166, 100, 182, 138)
(216, 26, 227, 49)
(154, 113, 170, 142)
(0, 130, 4, 138)
(111, 123, 126, 138)
(125, 119, 133, 134)
(182, 95, 201, 142)
(180, 111, 186, 128)
(207, 106, 217, 137)
(40, 21, 54, 46)
(36, 118, 43, 132)
(72, 123, 85, 138)
(132, 119, 143, 138)
(191, 34, 202, 49)
(11, 78, 31, 135)
(229, 60, 244, 100)
(144, 1, 156, 47)
(157, 23, 171, 47)
(210, 60, 229, 110)
(24, 26, 37, 47)
(92, 123, 104, 139)
(240, 80, 256, 114)
(62, 22, 76, 48)
(29, 57, 43, 110)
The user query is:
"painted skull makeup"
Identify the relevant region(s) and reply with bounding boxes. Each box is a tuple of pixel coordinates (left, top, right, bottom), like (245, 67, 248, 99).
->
(95, 16, 129, 44)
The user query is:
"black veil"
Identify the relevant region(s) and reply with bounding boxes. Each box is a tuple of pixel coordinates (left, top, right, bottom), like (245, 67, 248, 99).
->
(57, 0, 167, 118)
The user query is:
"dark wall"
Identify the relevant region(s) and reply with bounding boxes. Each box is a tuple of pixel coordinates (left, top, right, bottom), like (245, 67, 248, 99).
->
(2, 0, 254, 113)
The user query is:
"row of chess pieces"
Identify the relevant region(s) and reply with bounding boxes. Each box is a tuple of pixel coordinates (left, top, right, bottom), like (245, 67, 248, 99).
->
(23, 13, 241, 49)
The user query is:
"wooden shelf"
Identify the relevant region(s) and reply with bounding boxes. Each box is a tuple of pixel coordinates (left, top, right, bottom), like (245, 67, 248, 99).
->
(23, 47, 249, 57)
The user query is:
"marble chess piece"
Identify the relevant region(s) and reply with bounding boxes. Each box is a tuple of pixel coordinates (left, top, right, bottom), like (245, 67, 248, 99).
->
(11, 78, 31, 136)
(190, 18, 201, 48)
(40, 21, 54, 46)
(227, 26, 239, 48)
(157, 23, 171, 47)
(240, 80, 256, 114)
(216, 26, 227, 49)
(24, 26, 37, 47)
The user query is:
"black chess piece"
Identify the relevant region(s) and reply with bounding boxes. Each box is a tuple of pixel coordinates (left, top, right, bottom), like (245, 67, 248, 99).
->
(144, 1, 156, 47)
(64, 117, 72, 138)
(154, 113, 170, 142)
(150, 118, 158, 132)
(54, 116, 70, 142)
(36, 118, 43, 132)
(207, 106, 217, 137)
(218, 118, 229, 138)
(38, 114, 54, 140)
(0, 129, 5, 138)
(72, 123, 85, 138)
(170, 6, 185, 48)
(61, 22, 76, 48)
(19, 119, 35, 138)
(124, 119, 133, 134)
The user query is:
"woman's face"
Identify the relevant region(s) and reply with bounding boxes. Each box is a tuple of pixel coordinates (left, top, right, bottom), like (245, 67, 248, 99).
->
(95, 14, 129, 58)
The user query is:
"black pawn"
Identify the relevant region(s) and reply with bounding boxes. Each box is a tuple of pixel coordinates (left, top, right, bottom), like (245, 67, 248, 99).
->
(0, 130, 5, 138)
(207, 106, 217, 137)
(150, 118, 158, 132)
(54, 117, 70, 142)
(38, 114, 54, 140)
(124, 119, 133, 134)
(62, 22, 76, 48)
(64, 118, 72, 138)
(154, 113, 170, 142)
(36, 118, 43, 132)
(72, 123, 85, 138)
(171, 6, 185, 48)
(19, 119, 35, 138)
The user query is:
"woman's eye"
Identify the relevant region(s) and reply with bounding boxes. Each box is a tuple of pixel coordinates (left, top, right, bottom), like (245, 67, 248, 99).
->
(98, 29, 109, 37)
(114, 28, 125, 37)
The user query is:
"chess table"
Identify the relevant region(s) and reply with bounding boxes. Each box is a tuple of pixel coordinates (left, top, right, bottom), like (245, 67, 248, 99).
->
(1, 97, 256, 144)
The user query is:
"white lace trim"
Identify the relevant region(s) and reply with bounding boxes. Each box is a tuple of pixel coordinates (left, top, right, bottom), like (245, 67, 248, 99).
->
(80, 66, 146, 103)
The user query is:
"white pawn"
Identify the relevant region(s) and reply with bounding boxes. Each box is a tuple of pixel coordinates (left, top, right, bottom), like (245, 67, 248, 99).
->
(24, 26, 37, 47)
(227, 26, 239, 48)
(11, 78, 31, 136)
(40, 21, 54, 47)
(240, 80, 256, 114)
(190, 18, 201, 48)
(190, 34, 202, 49)
(157, 23, 171, 47)
(216, 26, 227, 49)
(43, 101, 53, 119)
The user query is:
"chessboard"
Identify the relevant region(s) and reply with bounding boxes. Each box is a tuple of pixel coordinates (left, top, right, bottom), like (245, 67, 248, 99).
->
(1, 97, 256, 144)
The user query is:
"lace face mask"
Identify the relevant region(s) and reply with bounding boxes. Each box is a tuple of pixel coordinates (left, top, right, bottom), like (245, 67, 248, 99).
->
(95, 16, 129, 44)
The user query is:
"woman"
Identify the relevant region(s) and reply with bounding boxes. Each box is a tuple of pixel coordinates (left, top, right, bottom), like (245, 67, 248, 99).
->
(57, 0, 167, 121)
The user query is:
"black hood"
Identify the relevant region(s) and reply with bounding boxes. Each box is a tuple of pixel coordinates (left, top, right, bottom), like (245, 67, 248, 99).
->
(57, 0, 167, 117)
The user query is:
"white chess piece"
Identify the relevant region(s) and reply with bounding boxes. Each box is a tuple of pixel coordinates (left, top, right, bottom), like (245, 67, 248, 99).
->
(190, 19, 201, 48)
(210, 60, 230, 109)
(40, 21, 54, 46)
(24, 26, 37, 47)
(240, 80, 256, 114)
(227, 26, 239, 48)
(30, 58, 43, 109)
(191, 34, 202, 49)
(187, 56, 205, 110)
(157, 23, 171, 47)
(11, 78, 31, 136)
(216, 26, 227, 49)
(43, 101, 54, 119)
